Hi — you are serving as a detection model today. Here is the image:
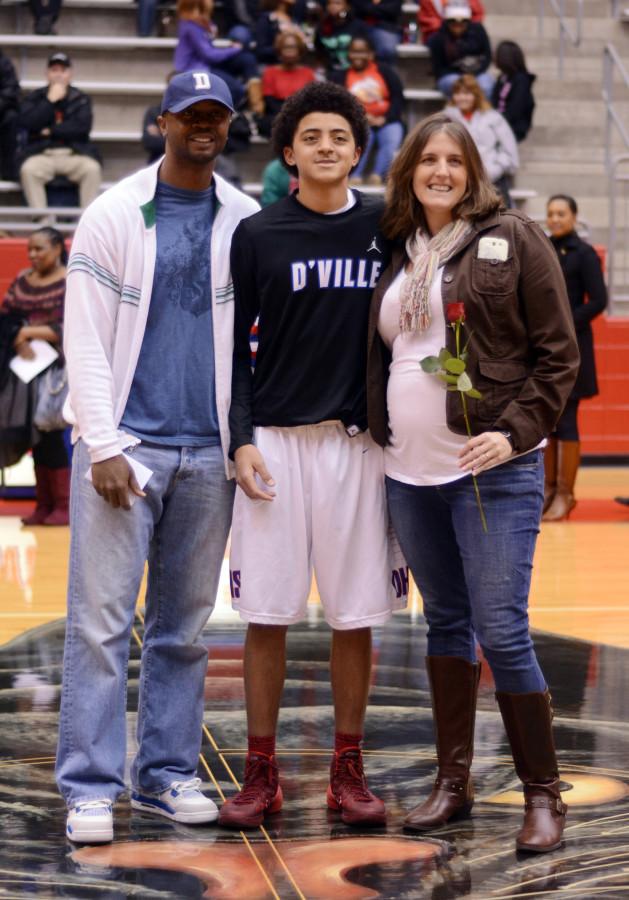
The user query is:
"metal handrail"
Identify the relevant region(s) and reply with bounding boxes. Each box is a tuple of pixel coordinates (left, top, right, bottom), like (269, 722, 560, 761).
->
(538, 0, 584, 78)
(603, 43, 629, 172)
(607, 154, 629, 315)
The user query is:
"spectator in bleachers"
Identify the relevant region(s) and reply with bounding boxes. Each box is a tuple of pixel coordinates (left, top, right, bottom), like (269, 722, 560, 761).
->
(544, 194, 607, 522)
(418, 0, 484, 44)
(492, 41, 536, 142)
(137, 0, 158, 36)
(18, 53, 102, 211)
(29, 0, 62, 34)
(352, 0, 402, 63)
(1, 227, 70, 526)
(332, 35, 404, 185)
(0, 50, 20, 181)
(175, 0, 264, 112)
(221, 0, 261, 41)
(445, 74, 517, 204)
(258, 32, 316, 135)
(142, 102, 166, 163)
(314, 0, 368, 73)
(255, 0, 307, 64)
(427, 3, 493, 98)
(260, 157, 298, 204)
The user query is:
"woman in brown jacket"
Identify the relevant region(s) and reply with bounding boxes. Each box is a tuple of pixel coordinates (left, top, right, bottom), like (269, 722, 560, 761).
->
(367, 113, 579, 853)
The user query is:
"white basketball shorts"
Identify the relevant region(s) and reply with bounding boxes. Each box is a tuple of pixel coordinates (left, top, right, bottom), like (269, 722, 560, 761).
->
(229, 421, 408, 630)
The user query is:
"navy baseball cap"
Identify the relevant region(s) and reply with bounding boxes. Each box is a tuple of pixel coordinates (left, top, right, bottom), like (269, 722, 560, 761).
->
(161, 71, 234, 115)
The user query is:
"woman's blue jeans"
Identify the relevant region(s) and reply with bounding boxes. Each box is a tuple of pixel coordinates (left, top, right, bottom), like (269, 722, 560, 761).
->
(386, 451, 547, 693)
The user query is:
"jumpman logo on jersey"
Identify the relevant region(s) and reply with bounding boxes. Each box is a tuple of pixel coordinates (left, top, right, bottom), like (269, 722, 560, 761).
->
(367, 236, 381, 254)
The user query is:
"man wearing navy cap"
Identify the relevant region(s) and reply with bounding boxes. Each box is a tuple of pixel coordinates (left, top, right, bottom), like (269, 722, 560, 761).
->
(18, 52, 102, 209)
(56, 71, 259, 844)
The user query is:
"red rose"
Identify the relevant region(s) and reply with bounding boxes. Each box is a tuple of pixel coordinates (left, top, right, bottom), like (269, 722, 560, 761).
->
(446, 302, 466, 323)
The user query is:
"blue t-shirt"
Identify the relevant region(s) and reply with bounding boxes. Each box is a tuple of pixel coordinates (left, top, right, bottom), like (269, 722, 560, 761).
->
(121, 180, 220, 447)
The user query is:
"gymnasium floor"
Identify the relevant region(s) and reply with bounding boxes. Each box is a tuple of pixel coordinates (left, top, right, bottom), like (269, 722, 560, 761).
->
(0, 466, 628, 899)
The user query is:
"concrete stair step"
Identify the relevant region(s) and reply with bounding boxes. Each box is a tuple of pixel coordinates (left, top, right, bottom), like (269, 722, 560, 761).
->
(485, 0, 611, 14)
(6, 47, 176, 82)
(0, 5, 137, 34)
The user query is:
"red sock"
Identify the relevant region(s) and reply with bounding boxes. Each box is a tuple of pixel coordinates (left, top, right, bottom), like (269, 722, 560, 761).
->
(335, 731, 363, 754)
(248, 734, 276, 757)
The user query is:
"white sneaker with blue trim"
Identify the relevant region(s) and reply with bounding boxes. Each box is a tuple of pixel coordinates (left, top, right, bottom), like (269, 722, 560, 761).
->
(131, 777, 219, 824)
(66, 799, 113, 844)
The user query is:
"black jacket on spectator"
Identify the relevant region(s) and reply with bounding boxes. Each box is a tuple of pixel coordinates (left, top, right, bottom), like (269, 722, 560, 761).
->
(315, 13, 368, 71)
(18, 85, 100, 163)
(492, 71, 536, 142)
(221, 0, 260, 29)
(0, 311, 36, 469)
(0, 53, 19, 119)
(0, 52, 20, 179)
(330, 62, 405, 124)
(427, 21, 491, 79)
(142, 103, 165, 162)
(550, 231, 607, 399)
(255, 10, 306, 63)
(351, 0, 402, 32)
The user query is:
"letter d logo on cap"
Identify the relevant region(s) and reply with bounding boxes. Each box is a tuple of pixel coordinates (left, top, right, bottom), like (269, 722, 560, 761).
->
(192, 72, 211, 90)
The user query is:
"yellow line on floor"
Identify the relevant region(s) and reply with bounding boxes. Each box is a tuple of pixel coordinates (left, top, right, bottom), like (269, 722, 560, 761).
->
(134, 610, 306, 900)
(197, 755, 281, 900)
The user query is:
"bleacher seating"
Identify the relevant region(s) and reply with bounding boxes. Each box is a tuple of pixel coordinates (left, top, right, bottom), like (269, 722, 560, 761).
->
(0, 0, 545, 230)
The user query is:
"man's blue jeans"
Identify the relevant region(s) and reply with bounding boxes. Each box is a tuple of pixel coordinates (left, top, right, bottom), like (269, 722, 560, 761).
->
(354, 122, 404, 180)
(56, 439, 235, 805)
(386, 451, 547, 693)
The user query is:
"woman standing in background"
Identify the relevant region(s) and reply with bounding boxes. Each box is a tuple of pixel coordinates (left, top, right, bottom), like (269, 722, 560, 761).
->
(1, 227, 69, 526)
(544, 194, 607, 521)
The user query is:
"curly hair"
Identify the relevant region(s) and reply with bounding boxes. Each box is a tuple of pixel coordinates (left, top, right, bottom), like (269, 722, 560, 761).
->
(272, 81, 369, 176)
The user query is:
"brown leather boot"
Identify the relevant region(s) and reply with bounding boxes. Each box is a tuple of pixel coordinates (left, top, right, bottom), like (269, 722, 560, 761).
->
(42, 466, 70, 526)
(21, 465, 54, 525)
(542, 438, 557, 514)
(496, 690, 567, 852)
(543, 440, 580, 522)
(404, 656, 481, 832)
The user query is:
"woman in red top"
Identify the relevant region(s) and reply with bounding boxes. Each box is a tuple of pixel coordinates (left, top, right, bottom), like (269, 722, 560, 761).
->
(1, 227, 69, 526)
(259, 32, 316, 135)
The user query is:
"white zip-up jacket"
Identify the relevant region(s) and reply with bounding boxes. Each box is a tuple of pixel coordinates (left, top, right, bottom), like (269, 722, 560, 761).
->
(63, 160, 259, 477)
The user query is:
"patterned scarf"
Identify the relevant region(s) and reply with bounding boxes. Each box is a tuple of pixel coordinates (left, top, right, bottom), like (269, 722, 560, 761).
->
(400, 218, 473, 333)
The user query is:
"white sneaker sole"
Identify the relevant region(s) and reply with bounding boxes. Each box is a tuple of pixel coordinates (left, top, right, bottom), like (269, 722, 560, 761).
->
(66, 823, 113, 844)
(130, 797, 219, 824)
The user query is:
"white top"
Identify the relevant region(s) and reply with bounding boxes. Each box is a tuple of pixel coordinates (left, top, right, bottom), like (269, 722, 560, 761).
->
(445, 107, 519, 183)
(378, 267, 469, 486)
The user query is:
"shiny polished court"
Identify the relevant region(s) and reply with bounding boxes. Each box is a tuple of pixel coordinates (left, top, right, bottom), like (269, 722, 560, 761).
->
(0, 465, 628, 898)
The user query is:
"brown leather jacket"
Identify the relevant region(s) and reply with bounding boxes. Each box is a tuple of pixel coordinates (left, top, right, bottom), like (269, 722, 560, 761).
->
(367, 210, 580, 453)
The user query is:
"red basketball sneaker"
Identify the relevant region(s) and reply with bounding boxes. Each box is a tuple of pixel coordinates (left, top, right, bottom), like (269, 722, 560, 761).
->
(327, 747, 386, 826)
(218, 752, 283, 829)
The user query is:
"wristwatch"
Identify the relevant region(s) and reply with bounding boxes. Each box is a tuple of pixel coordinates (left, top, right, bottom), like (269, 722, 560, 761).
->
(494, 430, 516, 451)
